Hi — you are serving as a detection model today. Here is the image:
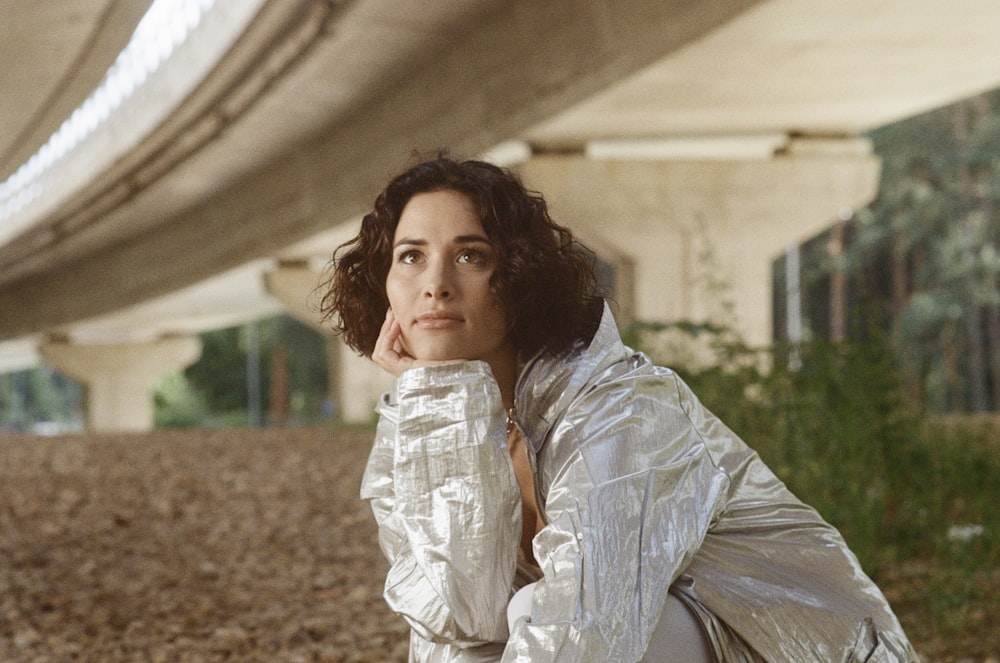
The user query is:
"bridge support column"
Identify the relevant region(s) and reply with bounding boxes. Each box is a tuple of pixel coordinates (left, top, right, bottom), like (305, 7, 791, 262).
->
(519, 141, 881, 349)
(264, 261, 392, 424)
(40, 336, 202, 433)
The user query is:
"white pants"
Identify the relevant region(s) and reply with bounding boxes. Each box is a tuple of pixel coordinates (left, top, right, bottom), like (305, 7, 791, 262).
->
(507, 584, 712, 662)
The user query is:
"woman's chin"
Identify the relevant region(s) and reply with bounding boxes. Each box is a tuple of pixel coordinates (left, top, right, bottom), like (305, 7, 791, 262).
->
(407, 344, 467, 364)
(419, 354, 467, 364)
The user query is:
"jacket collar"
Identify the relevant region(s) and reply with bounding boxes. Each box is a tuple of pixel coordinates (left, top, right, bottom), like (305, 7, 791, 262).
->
(514, 301, 629, 451)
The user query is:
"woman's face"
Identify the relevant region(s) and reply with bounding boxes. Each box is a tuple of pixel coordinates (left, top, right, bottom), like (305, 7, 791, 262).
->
(385, 189, 515, 369)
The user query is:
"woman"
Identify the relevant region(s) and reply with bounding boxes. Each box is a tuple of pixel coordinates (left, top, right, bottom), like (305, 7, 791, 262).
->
(320, 154, 917, 662)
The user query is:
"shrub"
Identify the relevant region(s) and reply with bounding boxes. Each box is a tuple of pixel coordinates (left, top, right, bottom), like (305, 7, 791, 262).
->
(624, 320, 999, 579)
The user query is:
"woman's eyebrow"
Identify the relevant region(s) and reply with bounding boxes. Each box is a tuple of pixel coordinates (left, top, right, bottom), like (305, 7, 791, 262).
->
(393, 234, 490, 248)
(453, 234, 491, 245)
(393, 237, 426, 249)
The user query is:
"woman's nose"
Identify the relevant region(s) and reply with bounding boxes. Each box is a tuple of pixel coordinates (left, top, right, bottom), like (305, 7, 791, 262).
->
(422, 261, 452, 299)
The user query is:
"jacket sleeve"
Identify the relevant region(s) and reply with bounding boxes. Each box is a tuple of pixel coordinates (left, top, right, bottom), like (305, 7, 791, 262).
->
(359, 361, 522, 648)
(502, 364, 732, 662)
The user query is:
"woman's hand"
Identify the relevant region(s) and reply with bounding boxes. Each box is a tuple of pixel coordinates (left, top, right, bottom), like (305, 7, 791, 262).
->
(372, 309, 463, 377)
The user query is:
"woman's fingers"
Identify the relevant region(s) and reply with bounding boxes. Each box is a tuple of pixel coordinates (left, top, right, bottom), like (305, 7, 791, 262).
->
(372, 310, 396, 372)
(373, 309, 412, 376)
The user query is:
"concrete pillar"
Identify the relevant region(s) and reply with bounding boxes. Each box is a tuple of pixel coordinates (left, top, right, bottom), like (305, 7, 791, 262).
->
(40, 336, 202, 433)
(264, 261, 392, 424)
(334, 342, 394, 424)
(262, 261, 328, 333)
(519, 141, 881, 349)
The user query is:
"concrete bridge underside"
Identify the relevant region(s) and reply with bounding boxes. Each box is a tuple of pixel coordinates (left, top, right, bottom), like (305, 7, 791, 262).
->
(1, 0, 999, 430)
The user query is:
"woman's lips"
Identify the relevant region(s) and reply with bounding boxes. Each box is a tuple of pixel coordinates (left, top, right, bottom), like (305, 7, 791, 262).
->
(415, 311, 462, 328)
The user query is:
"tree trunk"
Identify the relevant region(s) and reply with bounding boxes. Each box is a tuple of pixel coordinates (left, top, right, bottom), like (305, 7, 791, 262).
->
(889, 213, 909, 327)
(268, 344, 291, 425)
(987, 303, 1000, 410)
(953, 104, 989, 412)
(965, 300, 989, 412)
(889, 212, 923, 405)
(828, 219, 846, 343)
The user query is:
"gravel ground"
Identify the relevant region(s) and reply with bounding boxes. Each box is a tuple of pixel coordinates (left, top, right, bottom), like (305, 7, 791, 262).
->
(1, 427, 408, 663)
(1, 427, 995, 662)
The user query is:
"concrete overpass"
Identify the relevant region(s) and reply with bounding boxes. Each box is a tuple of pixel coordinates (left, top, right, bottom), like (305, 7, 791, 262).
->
(2, 0, 999, 430)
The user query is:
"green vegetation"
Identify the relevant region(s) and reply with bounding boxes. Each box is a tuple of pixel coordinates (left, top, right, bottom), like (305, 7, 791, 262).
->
(625, 320, 999, 645)
(155, 315, 332, 428)
(0, 367, 83, 433)
(780, 87, 1000, 414)
(0, 315, 333, 431)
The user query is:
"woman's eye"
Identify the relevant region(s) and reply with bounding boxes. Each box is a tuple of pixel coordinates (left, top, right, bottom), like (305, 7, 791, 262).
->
(397, 250, 421, 264)
(458, 249, 486, 264)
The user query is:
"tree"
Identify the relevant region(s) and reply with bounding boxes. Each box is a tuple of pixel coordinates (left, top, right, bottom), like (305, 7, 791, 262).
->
(167, 314, 329, 427)
(779, 87, 1000, 413)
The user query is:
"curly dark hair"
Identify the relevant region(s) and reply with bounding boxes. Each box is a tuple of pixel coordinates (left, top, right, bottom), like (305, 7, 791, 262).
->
(319, 153, 604, 359)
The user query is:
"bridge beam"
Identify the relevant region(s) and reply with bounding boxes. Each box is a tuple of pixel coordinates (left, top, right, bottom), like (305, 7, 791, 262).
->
(40, 336, 202, 433)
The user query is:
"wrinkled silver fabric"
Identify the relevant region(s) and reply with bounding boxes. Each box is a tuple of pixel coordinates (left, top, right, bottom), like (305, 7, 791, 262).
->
(360, 303, 918, 662)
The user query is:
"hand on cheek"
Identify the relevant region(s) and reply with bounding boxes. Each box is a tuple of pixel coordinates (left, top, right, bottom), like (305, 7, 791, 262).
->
(372, 309, 409, 377)
(372, 309, 462, 377)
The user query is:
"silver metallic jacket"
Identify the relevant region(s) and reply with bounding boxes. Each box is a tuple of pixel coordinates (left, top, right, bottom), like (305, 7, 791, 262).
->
(360, 304, 917, 662)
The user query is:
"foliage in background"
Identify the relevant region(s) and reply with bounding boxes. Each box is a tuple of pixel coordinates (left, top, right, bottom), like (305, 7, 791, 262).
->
(782, 88, 1000, 414)
(0, 368, 83, 433)
(0, 316, 332, 431)
(754, 90, 1000, 644)
(625, 319, 999, 639)
(153, 371, 208, 429)
(155, 315, 331, 428)
(185, 325, 248, 414)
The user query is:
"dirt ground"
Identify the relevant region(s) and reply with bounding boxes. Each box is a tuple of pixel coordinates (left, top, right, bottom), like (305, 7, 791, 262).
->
(1, 428, 408, 663)
(0, 427, 994, 662)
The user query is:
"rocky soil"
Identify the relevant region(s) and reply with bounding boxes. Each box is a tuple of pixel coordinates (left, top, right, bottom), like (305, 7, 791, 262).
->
(1, 428, 408, 662)
(1, 427, 996, 662)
